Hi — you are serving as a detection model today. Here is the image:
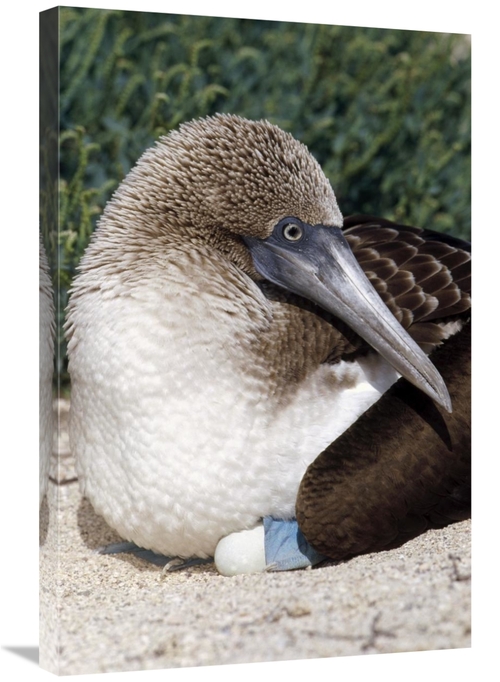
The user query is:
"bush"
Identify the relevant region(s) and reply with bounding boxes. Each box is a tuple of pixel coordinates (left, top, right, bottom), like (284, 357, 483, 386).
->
(52, 8, 471, 379)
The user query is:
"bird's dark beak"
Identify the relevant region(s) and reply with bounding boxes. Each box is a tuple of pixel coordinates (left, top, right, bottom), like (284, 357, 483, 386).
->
(244, 223, 452, 412)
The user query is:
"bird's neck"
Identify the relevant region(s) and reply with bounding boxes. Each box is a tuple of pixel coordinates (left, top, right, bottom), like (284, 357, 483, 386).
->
(73, 218, 364, 410)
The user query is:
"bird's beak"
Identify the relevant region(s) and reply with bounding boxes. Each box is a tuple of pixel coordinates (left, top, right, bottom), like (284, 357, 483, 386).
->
(244, 224, 452, 412)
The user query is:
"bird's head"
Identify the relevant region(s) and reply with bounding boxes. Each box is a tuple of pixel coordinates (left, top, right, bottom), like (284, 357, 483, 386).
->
(99, 114, 452, 412)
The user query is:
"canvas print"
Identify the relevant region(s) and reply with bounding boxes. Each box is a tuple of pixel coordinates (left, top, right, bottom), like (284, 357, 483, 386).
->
(39, 6, 471, 675)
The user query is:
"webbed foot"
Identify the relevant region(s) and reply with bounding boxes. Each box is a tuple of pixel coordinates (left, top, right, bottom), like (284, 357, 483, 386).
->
(263, 517, 328, 571)
(161, 557, 212, 573)
(97, 541, 211, 570)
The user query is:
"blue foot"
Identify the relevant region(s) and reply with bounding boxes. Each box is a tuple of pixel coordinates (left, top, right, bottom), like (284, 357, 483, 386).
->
(97, 541, 211, 570)
(263, 517, 328, 571)
(161, 557, 213, 572)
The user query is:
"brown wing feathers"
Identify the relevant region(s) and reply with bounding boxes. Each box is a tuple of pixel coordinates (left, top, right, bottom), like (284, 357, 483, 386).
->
(295, 215, 471, 562)
(344, 215, 471, 355)
(296, 321, 471, 561)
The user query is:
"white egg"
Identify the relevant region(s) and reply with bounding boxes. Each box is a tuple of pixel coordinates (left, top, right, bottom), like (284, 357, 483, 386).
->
(214, 524, 267, 576)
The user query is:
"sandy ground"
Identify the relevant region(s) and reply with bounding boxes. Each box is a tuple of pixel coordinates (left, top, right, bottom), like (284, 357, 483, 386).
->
(39, 400, 471, 676)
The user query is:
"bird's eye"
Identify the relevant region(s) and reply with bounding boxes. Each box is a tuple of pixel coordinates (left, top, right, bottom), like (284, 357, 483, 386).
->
(282, 223, 304, 242)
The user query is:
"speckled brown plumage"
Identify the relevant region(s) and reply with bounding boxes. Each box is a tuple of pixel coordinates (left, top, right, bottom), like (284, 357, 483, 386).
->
(342, 215, 471, 354)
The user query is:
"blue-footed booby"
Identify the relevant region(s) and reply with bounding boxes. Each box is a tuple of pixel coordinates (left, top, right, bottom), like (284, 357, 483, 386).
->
(65, 114, 471, 574)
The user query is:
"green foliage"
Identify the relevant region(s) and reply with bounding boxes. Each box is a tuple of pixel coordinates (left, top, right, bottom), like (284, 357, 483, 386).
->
(59, 9, 470, 240)
(56, 8, 470, 378)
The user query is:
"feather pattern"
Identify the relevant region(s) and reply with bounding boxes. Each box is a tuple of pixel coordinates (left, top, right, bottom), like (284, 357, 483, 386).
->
(341, 215, 471, 355)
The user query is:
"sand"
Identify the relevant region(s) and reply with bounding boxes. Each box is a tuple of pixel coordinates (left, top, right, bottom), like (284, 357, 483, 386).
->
(39, 400, 470, 676)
